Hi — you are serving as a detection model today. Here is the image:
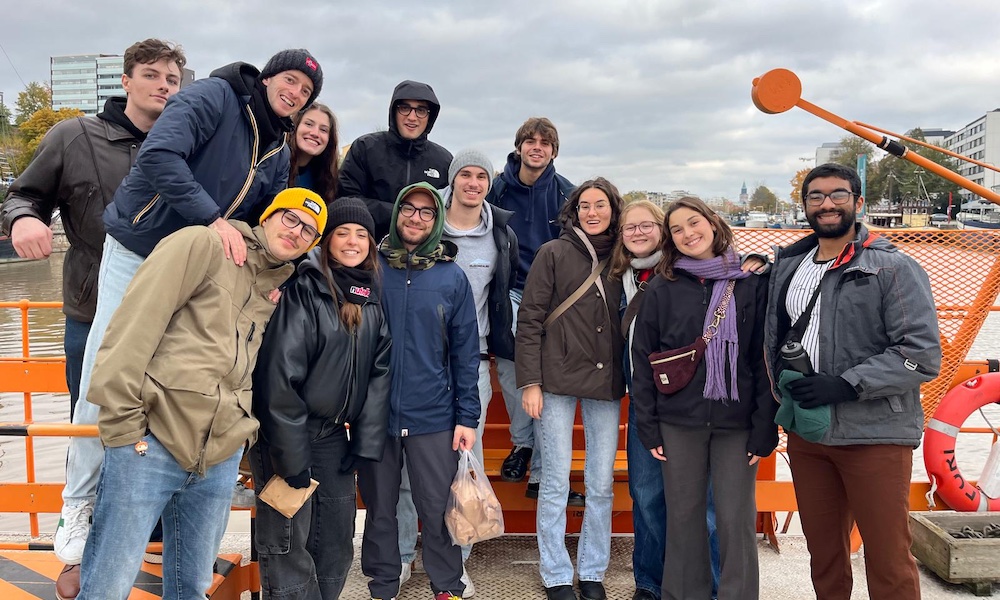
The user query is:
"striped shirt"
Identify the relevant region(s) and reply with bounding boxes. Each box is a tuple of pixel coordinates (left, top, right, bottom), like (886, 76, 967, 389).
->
(785, 247, 833, 371)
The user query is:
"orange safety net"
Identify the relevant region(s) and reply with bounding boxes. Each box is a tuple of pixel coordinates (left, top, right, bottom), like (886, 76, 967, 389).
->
(734, 227, 1000, 427)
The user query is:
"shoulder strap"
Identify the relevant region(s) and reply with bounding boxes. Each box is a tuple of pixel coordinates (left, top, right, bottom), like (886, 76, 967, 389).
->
(620, 281, 647, 338)
(78, 118, 108, 203)
(543, 258, 608, 329)
(789, 281, 823, 341)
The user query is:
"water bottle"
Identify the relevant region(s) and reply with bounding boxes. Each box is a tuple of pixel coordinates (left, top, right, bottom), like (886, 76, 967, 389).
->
(781, 340, 815, 375)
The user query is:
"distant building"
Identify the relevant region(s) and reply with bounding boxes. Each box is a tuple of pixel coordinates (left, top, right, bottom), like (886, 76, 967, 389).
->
(918, 128, 955, 147)
(943, 110, 1000, 203)
(815, 142, 841, 166)
(51, 53, 194, 116)
(739, 181, 748, 205)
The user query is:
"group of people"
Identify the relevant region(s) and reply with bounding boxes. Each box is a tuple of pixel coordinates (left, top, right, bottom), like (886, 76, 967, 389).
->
(0, 35, 943, 600)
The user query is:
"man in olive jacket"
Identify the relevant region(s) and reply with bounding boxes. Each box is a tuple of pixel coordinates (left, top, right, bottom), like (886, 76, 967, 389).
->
(75, 188, 326, 600)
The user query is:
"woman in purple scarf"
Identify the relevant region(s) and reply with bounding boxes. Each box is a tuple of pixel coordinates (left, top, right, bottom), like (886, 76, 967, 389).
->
(630, 197, 778, 600)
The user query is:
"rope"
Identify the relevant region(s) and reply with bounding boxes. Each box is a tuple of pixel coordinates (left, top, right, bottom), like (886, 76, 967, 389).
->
(925, 475, 938, 509)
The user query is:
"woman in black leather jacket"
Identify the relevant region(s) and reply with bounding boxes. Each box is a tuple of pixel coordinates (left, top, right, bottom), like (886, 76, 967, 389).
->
(250, 197, 391, 599)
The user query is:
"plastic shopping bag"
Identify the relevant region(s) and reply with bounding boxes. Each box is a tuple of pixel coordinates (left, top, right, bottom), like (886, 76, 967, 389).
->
(445, 450, 505, 545)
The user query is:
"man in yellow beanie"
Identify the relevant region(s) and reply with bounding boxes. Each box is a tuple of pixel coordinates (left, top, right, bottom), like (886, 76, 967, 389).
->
(74, 188, 324, 599)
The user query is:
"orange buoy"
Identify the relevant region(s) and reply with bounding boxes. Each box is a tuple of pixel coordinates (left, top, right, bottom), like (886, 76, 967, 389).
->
(923, 373, 1000, 511)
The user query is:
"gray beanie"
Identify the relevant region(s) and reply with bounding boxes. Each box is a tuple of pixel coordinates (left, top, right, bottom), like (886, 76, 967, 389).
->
(260, 49, 323, 108)
(448, 149, 494, 190)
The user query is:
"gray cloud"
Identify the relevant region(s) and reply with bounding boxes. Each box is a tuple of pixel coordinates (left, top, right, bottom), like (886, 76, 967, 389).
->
(2, 0, 997, 199)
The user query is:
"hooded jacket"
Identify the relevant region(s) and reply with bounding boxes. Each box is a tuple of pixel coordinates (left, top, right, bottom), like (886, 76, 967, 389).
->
(763, 224, 941, 447)
(486, 152, 575, 291)
(1, 98, 142, 322)
(377, 183, 480, 437)
(104, 62, 290, 257)
(252, 247, 391, 477)
(337, 80, 453, 240)
(89, 221, 293, 474)
(515, 226, 625, 402)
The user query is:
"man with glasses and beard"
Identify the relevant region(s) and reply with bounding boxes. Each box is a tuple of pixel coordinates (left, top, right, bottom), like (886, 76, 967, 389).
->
(338, 80, 452, 240)
(763, 163, 940, 600)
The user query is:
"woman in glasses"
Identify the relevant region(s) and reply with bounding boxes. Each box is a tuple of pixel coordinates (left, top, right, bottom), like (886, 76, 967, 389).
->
(288, 102, 340, 204)
(515, 177, 625, 600)
(250, 198, 391, 599)
(630, 197, 777, 600)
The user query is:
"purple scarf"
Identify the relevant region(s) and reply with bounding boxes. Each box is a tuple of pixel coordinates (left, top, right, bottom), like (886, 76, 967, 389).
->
(675, 249, 751, 402)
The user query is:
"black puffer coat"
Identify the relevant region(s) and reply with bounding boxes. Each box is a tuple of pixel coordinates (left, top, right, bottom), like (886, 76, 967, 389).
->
(252, 248, 391, 477)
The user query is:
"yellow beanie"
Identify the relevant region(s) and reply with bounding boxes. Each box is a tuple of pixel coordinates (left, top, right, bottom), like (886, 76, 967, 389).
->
(258, 188, 328, 249)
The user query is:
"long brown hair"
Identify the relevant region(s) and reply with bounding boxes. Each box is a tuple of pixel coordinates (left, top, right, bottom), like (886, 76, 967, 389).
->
(609, 199, 665, 279)
(323, 228, 380, 332)
(656, 197, 737, 281)
(289, 103, 339, 204)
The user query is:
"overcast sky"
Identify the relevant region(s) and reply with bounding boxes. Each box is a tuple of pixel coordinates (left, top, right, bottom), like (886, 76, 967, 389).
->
(2, 0, 997, 200)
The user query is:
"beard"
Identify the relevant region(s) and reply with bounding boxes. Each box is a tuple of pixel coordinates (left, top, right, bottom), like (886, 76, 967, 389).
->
(806, 206, 857, 239)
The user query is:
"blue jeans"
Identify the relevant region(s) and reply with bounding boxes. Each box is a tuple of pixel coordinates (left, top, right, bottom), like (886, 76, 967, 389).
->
(496, 289, 543, 484)
(77, 434, 241, 600)
(64, 234, 144, 503)
(64, 316, 90, 420)
(399, 360, 492, 563)
(627, 401, 721, 598)
(537, 393, 620, 587)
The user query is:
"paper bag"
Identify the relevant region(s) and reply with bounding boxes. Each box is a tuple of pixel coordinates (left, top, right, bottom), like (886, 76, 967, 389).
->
(257, 474, 319, 518)
(445, 450, 505, 545)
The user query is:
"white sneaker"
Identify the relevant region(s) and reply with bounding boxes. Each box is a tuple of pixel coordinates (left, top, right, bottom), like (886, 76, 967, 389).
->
(461, 566, 475, 598)
(399, 561, 412, 589)
(54, 499, 94, 565)
(231, 481, 255, 508)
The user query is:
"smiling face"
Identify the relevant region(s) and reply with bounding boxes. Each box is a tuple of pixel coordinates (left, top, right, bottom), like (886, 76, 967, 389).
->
(295, 107, 331, 158)
(621, 206, 661, 259)
(804, 176, 863, 239)
(451, 166, 490, 210)
(668, 206, 717, 260)
(397, 191, 437, 251)
(576, 188, 613, 236)
(394, 99, 430, 140)
(121, 57, 182, 120)
(326, 223, 370, 268)
(262, 208, 317, 261)
(517, 133, 555, 171)
(262, 70, 314, 118)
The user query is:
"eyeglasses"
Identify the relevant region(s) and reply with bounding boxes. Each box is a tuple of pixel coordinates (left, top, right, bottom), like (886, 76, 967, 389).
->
(395, 104, 430, 119)
(399, 202, 437, 222)
(279, 209, 319, 243)
(621, 221, 657, 237)
(804, 190, 856, 206)
(577, 201, 610, 214)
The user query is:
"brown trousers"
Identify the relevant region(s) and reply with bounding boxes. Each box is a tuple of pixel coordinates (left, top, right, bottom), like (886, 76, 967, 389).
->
(787, 433, 919, 600)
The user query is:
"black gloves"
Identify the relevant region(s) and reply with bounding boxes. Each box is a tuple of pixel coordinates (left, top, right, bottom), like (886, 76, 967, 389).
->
(340, 454, 371, 474)
(787, 375, 858, 409)
(284, 469, 311, 489)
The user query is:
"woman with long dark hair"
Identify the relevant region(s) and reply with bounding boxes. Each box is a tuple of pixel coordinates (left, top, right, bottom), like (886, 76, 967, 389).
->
(515, 177, 625, 600)
(250, 198, 390, 599)
(288, 102, 340, 204)
(631, 197, 777, 600)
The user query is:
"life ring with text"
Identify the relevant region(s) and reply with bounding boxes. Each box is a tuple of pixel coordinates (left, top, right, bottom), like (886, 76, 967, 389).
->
(923, 373, 1000, 512)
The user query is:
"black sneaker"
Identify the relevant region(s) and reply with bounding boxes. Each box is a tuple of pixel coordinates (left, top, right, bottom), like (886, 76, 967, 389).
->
(525, 482, 586, 507)
(545, 584, 578, 600)
(501, 446, 533, 482)
(579, 580, 607, 600)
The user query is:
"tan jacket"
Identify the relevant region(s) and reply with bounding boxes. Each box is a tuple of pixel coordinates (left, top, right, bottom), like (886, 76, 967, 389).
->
(89, 221, 293, 474)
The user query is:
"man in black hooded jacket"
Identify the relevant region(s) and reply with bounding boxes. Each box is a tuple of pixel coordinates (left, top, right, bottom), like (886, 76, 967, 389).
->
(337, 79, 453, 240)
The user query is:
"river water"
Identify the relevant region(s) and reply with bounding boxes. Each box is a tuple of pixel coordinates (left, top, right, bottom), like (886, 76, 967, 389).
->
(2, 252, 1000, 532)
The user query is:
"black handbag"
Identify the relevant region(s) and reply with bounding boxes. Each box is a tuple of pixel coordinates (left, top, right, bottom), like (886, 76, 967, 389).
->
(648, 280, 735, 394)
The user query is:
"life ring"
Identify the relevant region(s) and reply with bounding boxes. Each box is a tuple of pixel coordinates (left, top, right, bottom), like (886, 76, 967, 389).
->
(923, 373, 1000, 512)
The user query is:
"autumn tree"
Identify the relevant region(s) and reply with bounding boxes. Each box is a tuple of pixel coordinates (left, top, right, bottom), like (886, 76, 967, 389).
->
(623, 191, 647, 204)
(15, 107, 84, 171)
(789, 168, 810, 204)
(750, 185, 779, 213)
(14, 82, 52, 126)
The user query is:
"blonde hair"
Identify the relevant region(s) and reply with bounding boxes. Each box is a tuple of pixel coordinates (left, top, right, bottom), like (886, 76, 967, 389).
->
(609, 199, 665, 279)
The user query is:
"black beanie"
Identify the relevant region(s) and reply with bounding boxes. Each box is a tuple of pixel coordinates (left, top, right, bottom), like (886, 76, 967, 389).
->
(326, 197, 376, 239)
(260, 49, 323, 108)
